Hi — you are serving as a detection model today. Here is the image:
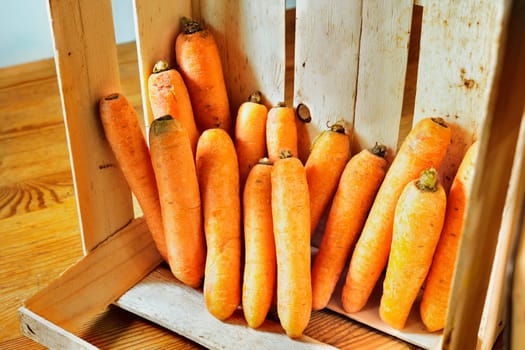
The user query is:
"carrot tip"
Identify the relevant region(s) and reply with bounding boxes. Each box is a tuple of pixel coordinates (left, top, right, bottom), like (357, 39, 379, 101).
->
(327, 121, 346, 134)
(104, 93, 120, 101)
(431, 117, 448, 128)
(279, 150, 294, 159)
(258, 157, 273, 166)
(181, 16, 203, 34)
(416, 167, 439, 192)
(152, 60, 170, 74)
(248, 91, 263, 104)
(296, 103, 312, 123)
(371, 142, 387, 158)
(150, 115, 174, 136)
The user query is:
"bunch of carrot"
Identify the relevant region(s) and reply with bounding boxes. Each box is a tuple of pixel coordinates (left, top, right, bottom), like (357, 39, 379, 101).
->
(97, 15, 477, 340)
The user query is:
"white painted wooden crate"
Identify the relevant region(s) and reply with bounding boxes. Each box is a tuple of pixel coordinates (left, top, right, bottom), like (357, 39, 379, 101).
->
(19, 0, 525, 349)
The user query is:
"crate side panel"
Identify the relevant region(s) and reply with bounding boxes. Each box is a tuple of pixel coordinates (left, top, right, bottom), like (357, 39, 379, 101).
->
(198, 0, 286, 113)
(479, 105, 525, 349)
(352, 0, 414, 161)
(414, 0, 505, 190)
(293, 0, 362, 140)
(24, 218, 162, 333)
(47, 0, 134, 253)
(445, 0, 525, 347)
(132, 0, 192, 131)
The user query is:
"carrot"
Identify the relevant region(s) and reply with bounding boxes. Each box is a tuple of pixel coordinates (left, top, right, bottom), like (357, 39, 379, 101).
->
(296, 103, 312, 164)
(196, 128, 241, 320)
(379, 167, 447, 329)
(341, 117, 451, 313)
(175, 17, 231, 135)
(147, 60, 200, 155)
(271, 151, 311, 338)
(149, 116, 205, 288)
(311, 143, 387, 311)
(420, 141, 479, 332)
(234, 91, 268, 190)
(266, 103, 298, 163)
(242, 158, 276, 329)
(305, 121, 351, 236)
(99, 93, 167, 261)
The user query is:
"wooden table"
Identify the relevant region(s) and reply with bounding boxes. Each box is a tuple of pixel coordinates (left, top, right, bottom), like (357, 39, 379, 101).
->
(0, 31, 505, 350)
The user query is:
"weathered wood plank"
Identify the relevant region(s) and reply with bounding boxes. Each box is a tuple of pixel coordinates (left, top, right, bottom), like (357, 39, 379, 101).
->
(293, 0, 362, 141)
(23, 218, 162, 333)
(352, 0, 413, 160)
(19, 307, 98, 350)
(413, 0, 506, 190)
(47, 0, 134, 252)
(445, 0, 525, 348)
(197, 0, 286, 111)
(115, 266, 335, 350)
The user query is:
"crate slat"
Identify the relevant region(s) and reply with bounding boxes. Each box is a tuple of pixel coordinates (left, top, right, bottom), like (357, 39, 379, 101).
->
(197, 0, 286, 111)
(352, 0, 413, 160)
(481, 104, 525, 350)
(445, 0, 525, 347)
(21, 218, 161, 334)
(413, 0, 506, 190)
(19, 308, 98, 350)
(115, 266, 336, 350)
(293, 0, 361, 139)
(47, 0, 134, 253)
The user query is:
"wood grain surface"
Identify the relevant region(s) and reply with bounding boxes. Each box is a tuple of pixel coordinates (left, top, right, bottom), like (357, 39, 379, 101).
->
(0, 8, 505, 350)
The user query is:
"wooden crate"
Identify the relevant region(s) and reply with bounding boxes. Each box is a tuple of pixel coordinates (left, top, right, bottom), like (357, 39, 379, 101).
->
(18, 0, 525, 349)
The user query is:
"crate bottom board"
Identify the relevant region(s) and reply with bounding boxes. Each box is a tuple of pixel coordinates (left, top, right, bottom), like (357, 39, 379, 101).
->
(114, 264, 442, 349)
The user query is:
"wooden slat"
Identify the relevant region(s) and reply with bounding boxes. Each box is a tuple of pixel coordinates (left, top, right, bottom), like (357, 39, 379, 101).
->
(352, 0, 414, 160)
(19, 307, 97, 350)
(413, 0, 506, 190)
(197, 0, 286, 111)
(115, 266, 335, 350)
(445, 0, 525, 348)
(293, 0, 362, 140)
(23, 218, 162, 333)
(132, 0, 192, 131)
(47, 0, 134, 252)
(481, 105, 525, 350)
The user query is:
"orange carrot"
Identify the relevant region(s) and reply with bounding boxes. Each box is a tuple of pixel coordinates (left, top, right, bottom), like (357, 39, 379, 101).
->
(342, 117, 451, 313)
(196, 128, 241, 320)
(242, 158, 276, 329)
(234, 91, 268, 190)
(99, 93, 167, 260)
(305, 121, 351, 235)
(147, 60, 200, 155)
(296, 103, 312, 164)
(379, 167, 447, 329)
(420, 141, 479, 332)
(175, 17, 231, 134)
(271, 151, 311, 338)
(311, 143, 387, 311)
(266, 103, 298, 163)
(149, 116, 205, 288)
